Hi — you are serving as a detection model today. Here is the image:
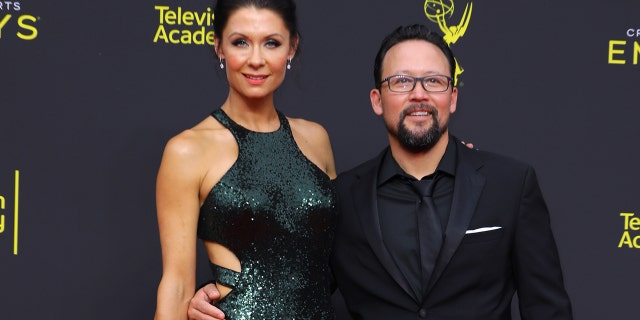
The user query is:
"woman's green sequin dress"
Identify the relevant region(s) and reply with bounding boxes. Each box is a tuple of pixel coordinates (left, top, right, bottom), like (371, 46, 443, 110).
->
(197, 109, 337, 319)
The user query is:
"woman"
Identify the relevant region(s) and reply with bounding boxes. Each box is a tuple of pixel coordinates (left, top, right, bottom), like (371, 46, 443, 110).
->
(154, 0, 338, 319)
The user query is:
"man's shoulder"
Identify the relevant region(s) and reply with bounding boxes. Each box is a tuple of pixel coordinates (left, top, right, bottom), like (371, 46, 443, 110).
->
(458, 148, 536, 184)
(452, 136, 528, 168)
(448, 139, 534, 183)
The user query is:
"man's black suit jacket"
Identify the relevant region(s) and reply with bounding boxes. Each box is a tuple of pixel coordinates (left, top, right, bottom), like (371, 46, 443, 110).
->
(331, 136, 573, 320)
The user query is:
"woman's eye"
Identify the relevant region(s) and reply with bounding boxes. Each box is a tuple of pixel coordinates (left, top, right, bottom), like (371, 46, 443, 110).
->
(265, 39, 282, 48)
(232, 39, 248, 47)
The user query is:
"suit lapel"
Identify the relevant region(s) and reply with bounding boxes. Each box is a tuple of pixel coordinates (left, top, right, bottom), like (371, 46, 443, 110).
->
(352, 148, 421, 302)
(426, 143, 486, 294)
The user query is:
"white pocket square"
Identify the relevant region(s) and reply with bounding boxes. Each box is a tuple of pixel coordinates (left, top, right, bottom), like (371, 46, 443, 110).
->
(465, 226, 502, 234)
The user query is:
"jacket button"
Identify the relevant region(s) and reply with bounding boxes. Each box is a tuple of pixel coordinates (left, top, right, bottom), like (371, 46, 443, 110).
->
(418, 308, 428, 318)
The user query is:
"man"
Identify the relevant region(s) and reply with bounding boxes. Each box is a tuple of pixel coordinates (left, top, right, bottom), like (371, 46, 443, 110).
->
(188, 24, 573, 319)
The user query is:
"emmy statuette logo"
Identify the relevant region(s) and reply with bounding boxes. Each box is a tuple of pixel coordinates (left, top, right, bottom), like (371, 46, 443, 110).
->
(423, 0, 473, 85)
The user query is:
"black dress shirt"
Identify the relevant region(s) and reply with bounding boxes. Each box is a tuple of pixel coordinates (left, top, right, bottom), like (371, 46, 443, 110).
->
(377, 138, 457, 299)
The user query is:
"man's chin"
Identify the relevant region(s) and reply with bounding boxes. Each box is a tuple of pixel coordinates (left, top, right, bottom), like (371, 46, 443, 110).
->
(398, 129, 445, 153)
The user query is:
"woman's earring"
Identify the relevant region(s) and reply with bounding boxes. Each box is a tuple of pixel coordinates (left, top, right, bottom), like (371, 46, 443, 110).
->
(287, 58, 291, 70)
(219, 58, 225, 69)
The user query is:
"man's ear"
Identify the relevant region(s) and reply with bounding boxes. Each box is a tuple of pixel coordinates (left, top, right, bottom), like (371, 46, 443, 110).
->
(370, 88, 383, 116)
(449, 87, 458, 114)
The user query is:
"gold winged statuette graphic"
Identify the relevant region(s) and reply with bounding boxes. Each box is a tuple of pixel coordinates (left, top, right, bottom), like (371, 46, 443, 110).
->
(424, 1, 473, 85)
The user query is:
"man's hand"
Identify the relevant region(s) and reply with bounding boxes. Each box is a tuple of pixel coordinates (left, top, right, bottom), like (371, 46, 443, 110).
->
(187, 283, 226, 320)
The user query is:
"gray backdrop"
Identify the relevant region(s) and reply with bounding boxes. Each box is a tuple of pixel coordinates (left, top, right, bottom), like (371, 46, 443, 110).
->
(1, 0, 639, 319)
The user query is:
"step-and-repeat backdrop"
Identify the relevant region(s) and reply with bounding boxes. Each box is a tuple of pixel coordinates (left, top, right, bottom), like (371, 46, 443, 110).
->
(1, 0, 638, 318)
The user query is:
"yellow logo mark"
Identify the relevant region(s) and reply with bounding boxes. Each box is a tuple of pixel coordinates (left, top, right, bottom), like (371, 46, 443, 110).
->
(153, 5, 215, 45)
(608, 40, 640, 65)
(618, 212, 640, 249)
(423, 0, 473, 85)
(0, 14, 11, 38)
(0, 14, 39, 40)
(0, 195, 4, 234)
(0, 170, 20, 255)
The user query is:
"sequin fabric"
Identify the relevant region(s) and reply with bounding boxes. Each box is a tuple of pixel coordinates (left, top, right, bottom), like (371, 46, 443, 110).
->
(198, 109, 337, 320)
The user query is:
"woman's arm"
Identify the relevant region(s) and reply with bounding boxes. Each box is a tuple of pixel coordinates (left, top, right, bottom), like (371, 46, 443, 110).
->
(155, 134, 203, 320)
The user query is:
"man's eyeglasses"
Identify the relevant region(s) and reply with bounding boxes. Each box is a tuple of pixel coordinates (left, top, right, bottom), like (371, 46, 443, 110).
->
(380, 75, 453, 93)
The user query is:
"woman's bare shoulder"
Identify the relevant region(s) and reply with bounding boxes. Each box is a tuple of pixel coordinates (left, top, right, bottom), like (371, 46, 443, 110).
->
(287, 117, 330, 142)
(286, 116, 336, 178)
(160, 117, 234, 172)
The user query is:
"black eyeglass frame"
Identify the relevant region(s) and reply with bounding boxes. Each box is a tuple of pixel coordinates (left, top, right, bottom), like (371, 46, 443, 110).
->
(379, 74, 454, 92)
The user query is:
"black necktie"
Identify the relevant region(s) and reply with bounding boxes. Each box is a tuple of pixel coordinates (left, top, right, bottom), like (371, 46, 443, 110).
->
(410, 178, 443, 289)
